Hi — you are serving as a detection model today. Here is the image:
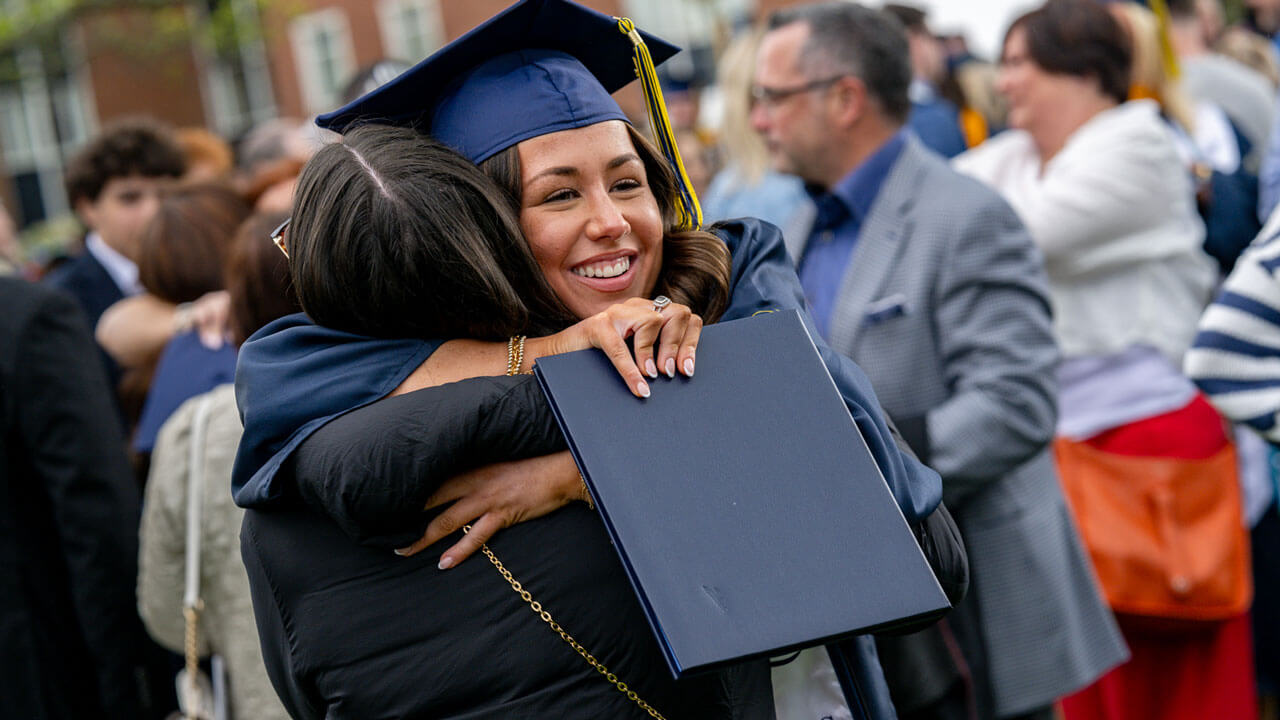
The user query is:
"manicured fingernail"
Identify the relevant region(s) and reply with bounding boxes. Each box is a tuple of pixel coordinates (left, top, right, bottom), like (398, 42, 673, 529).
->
(665, 358, 676, 378)
(684, 358, 695, 376)
(645, 359, 658, 378)
(394, 548, 410, 557)
(438, 556, 455, 570)
(637, 380, 651, 398)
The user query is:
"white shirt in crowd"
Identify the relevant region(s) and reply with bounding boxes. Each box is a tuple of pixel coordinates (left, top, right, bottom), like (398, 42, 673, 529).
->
(85, 231, 144, 297)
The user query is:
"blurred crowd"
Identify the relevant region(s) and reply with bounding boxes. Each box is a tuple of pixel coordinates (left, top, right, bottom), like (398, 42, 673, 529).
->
(5, 0, 1280, 718)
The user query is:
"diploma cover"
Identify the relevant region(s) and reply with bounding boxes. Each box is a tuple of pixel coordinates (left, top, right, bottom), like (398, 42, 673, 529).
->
(534, 310, 949, 678)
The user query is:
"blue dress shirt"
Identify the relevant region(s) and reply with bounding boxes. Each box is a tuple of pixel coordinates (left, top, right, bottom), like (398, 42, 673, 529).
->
(798, 131, 907, 339)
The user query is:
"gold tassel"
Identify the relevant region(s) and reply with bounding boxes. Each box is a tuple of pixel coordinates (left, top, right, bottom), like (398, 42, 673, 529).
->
(1148, 0, 1181, 80)
(617, 17, 703, 231)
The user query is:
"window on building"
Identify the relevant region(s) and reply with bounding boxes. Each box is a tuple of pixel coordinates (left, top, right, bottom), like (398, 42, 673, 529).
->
(621, 0, 750, 50)
(376, 0, 443, 64)
(0, 39, 94, 229)
(289, 8, 355, 115)
(196, 0, 277, 138)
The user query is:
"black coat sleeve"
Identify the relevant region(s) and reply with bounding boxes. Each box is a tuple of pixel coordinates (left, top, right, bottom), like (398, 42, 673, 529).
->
(291, 375, 567, 548)
(11, 286, 142, 717)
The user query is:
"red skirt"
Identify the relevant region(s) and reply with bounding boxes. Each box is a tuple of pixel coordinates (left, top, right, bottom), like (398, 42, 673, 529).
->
(1060, 396, 1258, 720)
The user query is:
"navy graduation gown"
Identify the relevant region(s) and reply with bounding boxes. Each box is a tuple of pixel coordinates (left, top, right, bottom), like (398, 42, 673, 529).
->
(233, 218, 941, 720)
(232, 218, 940, 522)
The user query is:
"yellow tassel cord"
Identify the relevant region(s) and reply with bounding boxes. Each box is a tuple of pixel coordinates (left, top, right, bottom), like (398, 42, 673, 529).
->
(617, 17, 703, 231)
(1149, 0, 1181, 80)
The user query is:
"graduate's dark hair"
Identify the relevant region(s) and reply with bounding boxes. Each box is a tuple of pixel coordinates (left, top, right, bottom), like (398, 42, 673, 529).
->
(481, 123, 731, 324)
(288, 124, 575, 339)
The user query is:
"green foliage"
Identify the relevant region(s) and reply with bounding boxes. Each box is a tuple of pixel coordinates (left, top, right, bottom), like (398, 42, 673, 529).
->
(17, 211, 83, 265)
(1222, 0, 1245, 26)
(0, 0, 294, 84)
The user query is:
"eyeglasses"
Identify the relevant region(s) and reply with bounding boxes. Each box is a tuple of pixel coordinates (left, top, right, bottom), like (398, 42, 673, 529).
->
(750, 76, 847, 107)
(270, 217, 290, 259)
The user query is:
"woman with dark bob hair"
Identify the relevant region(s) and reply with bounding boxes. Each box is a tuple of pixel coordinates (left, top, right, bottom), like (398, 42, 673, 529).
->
(956, 2, 1243, 719)
(235, 1, 942, 717)
(118, 182, 250, 451)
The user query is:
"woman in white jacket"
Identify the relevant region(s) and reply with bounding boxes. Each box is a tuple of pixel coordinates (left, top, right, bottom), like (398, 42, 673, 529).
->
(954, 2, 1254, 719)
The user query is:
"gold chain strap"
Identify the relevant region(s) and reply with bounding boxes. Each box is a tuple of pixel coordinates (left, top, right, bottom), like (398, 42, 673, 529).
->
(183, 601, 203, 720)
(463, 525, 666, 719)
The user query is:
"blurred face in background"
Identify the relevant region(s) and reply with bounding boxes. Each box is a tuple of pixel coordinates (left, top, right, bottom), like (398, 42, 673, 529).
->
(907, 28, 946, 87)
(1196, 0, 1225, 43)
(1246, 0, 1280, 34)
(998, 26, 1115, 136)
(751, 21, 840, 185)
(997, 28, 1045, 132)
(75, 174, 170, 261)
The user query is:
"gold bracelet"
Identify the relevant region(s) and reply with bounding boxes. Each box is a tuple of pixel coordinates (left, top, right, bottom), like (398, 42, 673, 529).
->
(580, 475, 594, 510)
(506, 335, 528, 376)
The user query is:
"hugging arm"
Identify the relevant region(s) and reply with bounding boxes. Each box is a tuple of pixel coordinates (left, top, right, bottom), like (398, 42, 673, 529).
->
(290, 375, 567, 549)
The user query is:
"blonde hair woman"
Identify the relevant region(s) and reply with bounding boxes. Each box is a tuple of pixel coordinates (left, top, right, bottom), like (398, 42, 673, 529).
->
(700, 29, 808, 229)
(1112, 1, 1240, 173)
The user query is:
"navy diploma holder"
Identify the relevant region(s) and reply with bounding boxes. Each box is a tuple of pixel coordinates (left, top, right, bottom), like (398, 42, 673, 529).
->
(534, 310, 949, 679)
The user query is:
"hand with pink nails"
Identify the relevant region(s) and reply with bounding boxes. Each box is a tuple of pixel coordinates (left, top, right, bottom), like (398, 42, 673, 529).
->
(532, 296, 701, 398)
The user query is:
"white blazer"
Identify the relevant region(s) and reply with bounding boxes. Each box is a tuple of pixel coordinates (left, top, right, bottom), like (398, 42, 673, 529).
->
(954, 100, 1216, 364)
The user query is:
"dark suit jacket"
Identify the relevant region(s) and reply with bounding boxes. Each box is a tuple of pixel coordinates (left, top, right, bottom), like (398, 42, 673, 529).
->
(0, 278, 142, 718)
(43, 250, 127, 413)
(43, 250, 125, 330)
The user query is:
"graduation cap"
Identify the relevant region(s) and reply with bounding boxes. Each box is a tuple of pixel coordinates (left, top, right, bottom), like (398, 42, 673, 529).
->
(316, 0, 703, 229)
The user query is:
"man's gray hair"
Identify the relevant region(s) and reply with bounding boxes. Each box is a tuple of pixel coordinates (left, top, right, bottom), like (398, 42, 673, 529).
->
(767, 2, 913, 122)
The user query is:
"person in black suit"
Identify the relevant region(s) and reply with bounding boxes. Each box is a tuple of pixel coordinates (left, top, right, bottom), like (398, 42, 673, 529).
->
(43, 119, 185, 395)
(0, 277, 148, 718)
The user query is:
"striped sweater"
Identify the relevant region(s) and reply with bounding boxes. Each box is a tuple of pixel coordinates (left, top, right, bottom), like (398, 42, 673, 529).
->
(1186, 212, 1280, 442)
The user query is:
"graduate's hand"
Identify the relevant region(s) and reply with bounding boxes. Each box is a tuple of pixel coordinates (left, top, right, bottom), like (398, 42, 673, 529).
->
(531, 296, 701, 398)
(394, 450, 589, 567)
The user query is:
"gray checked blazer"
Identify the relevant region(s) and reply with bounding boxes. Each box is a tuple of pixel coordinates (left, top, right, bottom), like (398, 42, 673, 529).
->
(785, 136, 1127, 717)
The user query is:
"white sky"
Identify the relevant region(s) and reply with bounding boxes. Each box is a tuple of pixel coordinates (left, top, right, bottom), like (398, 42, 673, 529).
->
(867, 0, 1042, 60)
(627, 1, 1040, 62)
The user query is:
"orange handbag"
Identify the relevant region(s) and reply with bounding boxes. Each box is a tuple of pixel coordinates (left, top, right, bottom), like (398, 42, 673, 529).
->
(1053, 437, 1252, 622)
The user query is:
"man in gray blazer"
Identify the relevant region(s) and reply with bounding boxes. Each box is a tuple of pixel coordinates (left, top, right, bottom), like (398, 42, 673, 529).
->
(753, 5, 1127, 719)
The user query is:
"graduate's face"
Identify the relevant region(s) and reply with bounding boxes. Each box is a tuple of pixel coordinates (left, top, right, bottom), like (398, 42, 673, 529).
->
(517, 120, 664, 320)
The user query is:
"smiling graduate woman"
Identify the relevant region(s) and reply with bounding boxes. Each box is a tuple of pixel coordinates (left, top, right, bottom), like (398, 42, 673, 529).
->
(232, 1, 942, 718)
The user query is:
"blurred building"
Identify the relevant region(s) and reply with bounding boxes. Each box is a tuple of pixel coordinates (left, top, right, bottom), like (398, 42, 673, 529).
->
(0, 0, 775, 232)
